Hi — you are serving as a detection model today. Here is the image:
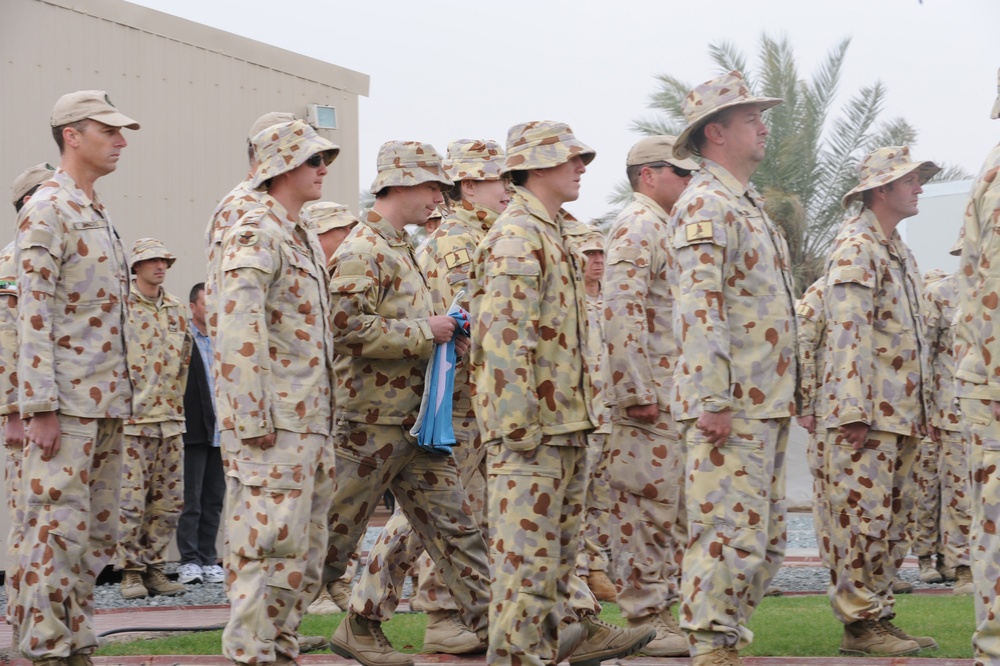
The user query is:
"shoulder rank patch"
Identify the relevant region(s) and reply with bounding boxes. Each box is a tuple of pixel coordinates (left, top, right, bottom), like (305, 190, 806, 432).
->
(236, 230, 259, 247)
(444, 248, 471, 269)
(685, 221, 714, 243)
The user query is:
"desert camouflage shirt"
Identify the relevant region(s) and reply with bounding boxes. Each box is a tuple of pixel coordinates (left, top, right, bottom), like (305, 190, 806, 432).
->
(795, 277, 826, 418)
(204, 176, 259, 338)
(924, 273, 959, 431)
(0, 242, 17, 417)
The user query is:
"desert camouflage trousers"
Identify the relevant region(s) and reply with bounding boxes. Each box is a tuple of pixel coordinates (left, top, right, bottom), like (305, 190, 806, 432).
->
(912, 430, 971, 568)
(350, 417, 487, 618)
(679, 417, 788, 657)
(4, 423, 24, 629)
(14, 415, 123, 660)
(807, 429, 834, 569)
(959, 398, 1000, 665)
(823, 428, 918, 625)
(487, 434, 602, 666)
(609, 420, 686, 619)
(575, 432, 612, 578)
(221, 429, 334, 665)
(116, 432, 184, 571)
(323, 421, 489, 633)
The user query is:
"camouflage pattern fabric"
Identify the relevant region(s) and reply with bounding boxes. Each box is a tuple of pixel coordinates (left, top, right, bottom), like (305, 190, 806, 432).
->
(203, 176, 259, 340)
(576, 432, 611, 577)
(911, 430, 970, 569)
(0, 241, 22, 628)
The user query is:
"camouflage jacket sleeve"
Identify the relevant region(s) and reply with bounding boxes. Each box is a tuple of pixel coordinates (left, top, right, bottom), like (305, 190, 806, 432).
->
(924, 276, 959, 428)
(0, 244, 18, 416)
(795, 280, 825, 417)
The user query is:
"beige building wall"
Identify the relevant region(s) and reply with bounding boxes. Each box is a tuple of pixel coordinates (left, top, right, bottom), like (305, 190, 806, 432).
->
(0, 0, 369, 571)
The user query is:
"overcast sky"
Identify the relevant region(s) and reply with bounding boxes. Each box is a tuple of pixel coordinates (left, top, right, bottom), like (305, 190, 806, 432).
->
(130, 0, 998, 222)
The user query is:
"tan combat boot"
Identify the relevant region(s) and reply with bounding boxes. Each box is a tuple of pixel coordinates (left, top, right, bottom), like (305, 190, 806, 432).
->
(891, 576, 913, 594)
(938, 554, 957, 582)
(880, 618, 938, 649)
(584, 571, 618, 602)
(840, 619, 920, 656)
(66, 654, 94, 666)
(422, 610, 486, 654)
(557, 623, 588, 663)
(330, 612, 414, 666)
(691, 646, 741, 665)
(120, 570, 148, 600)
(953, 565, 974, 595)
(329, 578, 353, 609)
(307, 587, 341, 615)
(627, 607, 688, 656)
(567, 615, 655, 666)
(298, 635, 329, 653)
(143, 565, 185, 596)
(917, 555, 943, 583)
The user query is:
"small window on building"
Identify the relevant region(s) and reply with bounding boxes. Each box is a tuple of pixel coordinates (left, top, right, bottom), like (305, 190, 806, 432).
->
(308, 104, 337, 130)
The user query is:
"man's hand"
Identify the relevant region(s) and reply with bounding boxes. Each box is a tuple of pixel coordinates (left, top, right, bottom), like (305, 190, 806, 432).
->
(927, 424, 941, 444)
(626, 404, 658, 424)
(242, 433, 276, 449)
(455, 336, 471, 358)
(838, 421, 870, 450)
(26, 411, 61, 459)
(3, 413, 25, 449)
(697, 410, 731, 446)
(428, 315, 457, 344)
(796, 415, 816, 435)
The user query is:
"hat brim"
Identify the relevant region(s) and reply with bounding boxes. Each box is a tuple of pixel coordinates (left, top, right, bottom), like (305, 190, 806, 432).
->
(252, 142, 339, 189)
(90, 110, 140, 130)
(841, 160, 941, 209)
(369, 165, 454, 195)
(500, 146, 597, 175)
(673, 97, 782, 160)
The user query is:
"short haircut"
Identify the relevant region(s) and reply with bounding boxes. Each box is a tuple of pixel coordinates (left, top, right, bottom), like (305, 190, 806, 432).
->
(510, 170, 529, 187)
(446, 181, 464, 204)
(14, 185, 42, 213)
(626, 164, 644, 191)
(189, 282, 205, 303)
(52, 119, 90, 154)
(690, 107, 736, 157)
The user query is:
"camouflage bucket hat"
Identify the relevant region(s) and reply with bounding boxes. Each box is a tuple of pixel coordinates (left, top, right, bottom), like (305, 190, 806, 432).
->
(674, 71, 782, 160)
(129, 237, 176, 270)
(307, 201, 359, 234)
(501, 121, 596, 174)
(992, 67, 1000, 120)
(51, 90, 140, 130)
(251, 120, 340, 189)
(444, 139, 505, 181)
(369, 141, 453, 194)
(11, 162, 56, 204)
(576, 232, 605, 254)
(248, 111, 296, 142)
(626, 135, 700, 171)
(841, 146, 941, 209)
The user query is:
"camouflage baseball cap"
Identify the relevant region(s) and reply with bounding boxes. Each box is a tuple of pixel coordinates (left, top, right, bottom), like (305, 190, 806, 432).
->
(247, 112, 296, 142)
(841, 146, 941, 209)
(674, 71, 782, 159)
(251, 120, 340, 189)
(992, 67, 1000, 120)
(444, 139, 505, 181)
(307, 201, 359, 234)
(626, 136, 699, 171)
(577, 232, 605, 254)
(11, 162, 56, 205)
(369, 141, 453, 195)
(51, 90, 139, 130)
(501, 121, 596, 174)
(129, 237, 176, 270)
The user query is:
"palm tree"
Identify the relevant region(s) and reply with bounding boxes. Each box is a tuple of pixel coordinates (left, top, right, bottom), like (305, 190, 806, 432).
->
(618, 34, 968, 293)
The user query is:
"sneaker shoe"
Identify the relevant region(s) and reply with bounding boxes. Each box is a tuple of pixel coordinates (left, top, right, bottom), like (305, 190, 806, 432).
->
(891, 576, 913, 595)
(692, 647, 742, 665)
(308, 589, 342, 615)
(584, 571, 617, 602)
(201, 563, 226, 584)
(330, 612, 414, 666)
(953, 565, 974, 595)
(176, 562, 204, 585)
(422, 610, 485, 654)
(568, 615, 655, 666)
(840, 619, 920, 656)
(120, 570, 148, 600)
(143, 566, 185, 596)
(628, 608, 688, 657)
(917, 555, 943, 583)
(881, 618, 938, 649)
(298, 634, 329, 653)
(329, 579, 353, 610)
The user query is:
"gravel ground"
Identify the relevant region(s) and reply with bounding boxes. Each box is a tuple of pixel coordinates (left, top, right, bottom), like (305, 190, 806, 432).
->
(0, 513, 965, 613)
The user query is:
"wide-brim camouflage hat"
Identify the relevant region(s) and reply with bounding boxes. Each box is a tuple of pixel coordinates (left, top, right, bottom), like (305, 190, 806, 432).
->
(248, 112, 296, 142)
(251, 120, 340, 189)
(444, 139, 505, 181)
(626, 135, 700, 171)
(576, 231, 605, 254)
(501, 121, 596, 174)
(992, 67, 1000, 120)
(673, 71, 782, 160)
(369, 141, 453, 194)
(51, 90, 140, 130)
(129, 237, 176, 270)
(841, 146, 941, 209)
(11, 162, 56, 204)
(307, 201, 360, 234)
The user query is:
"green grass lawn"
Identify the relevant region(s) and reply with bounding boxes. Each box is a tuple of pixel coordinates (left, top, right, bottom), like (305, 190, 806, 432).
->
(96, 594, 976, 658)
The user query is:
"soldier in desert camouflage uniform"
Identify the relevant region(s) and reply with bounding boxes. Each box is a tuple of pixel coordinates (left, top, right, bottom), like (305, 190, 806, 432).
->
(821, 146, 940, 657)
(324, 141, 491, 666)
(13, 91, 137, 665)
(471, 120, 654, 666)
(952, 68, 1000, 666)
(214, 120, 339, 666)
(343, 140, 508, 656)
(116, 238, 191, 601)
(668, 72, 798, 666)
(0, 163, 56, 645)
(603, 136, 697, 658)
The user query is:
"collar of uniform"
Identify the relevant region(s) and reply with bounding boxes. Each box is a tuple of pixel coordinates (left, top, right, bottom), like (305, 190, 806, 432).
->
(856, 206, 910, 264)
(130, 278, 163, 307)
(454, 199, 501, 233)
(53, 167, 100, 210)
(364, 208, 412, 247)
(631, 191, 669, 220)
(510, 185, 568, 228)
(700, 159, 765, 208)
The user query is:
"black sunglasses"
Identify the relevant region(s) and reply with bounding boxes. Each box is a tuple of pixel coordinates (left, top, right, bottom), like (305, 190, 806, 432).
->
(305, 153, 325, 168)
(645, 162, 692, 178)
